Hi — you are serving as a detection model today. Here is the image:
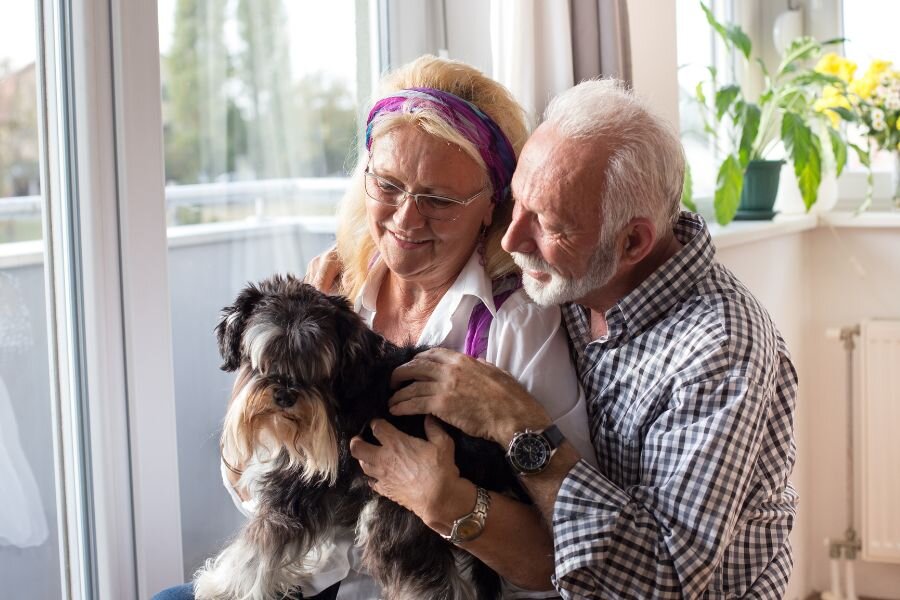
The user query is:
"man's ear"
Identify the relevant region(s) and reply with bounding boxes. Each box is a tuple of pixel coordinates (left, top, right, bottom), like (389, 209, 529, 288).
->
(618, 218, 657, 267)
(215, 283, 265, 371)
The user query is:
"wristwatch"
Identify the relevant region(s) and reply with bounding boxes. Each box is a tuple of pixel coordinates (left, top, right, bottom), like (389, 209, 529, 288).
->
(506, 424, 566, 475)
(441, 486, 491, 545)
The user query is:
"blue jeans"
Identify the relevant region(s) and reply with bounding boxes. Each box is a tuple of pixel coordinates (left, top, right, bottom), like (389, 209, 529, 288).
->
(151, 583, 194, 600)
(151, 582, 341, 600)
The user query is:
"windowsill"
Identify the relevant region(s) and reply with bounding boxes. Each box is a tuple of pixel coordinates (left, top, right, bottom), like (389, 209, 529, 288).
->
(818, 210, 900, 228)
(708, 214, 818, 250)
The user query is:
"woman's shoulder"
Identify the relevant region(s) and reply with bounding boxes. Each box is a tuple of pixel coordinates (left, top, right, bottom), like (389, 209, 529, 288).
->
(492, 287, 562, 329)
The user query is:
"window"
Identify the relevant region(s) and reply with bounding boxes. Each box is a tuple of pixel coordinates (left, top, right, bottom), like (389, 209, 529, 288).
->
(157, 0, 377, 577)
(676, 0, 735, 203)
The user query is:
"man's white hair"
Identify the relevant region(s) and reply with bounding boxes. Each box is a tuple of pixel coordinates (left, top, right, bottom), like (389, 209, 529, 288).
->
(543, 78, 685, 240)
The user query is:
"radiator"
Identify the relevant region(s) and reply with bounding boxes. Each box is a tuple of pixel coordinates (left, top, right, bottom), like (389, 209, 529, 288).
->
(859, 319, 900, 564)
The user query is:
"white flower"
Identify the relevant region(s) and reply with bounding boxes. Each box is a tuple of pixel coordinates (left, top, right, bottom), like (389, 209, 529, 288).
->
(886, 94, 900, 110)
(876, 85, 890, 98)
(872, 119, 886, 131)
(871, 107, 886, 122)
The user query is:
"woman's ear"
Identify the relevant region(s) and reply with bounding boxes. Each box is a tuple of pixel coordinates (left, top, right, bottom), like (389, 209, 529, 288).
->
(482, 201, 496, 228)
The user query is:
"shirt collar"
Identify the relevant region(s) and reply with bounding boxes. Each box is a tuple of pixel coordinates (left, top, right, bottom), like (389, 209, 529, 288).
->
(357, 250, 499, 331)
(563, 211, 714, 347)
(611, 211, 714, 341)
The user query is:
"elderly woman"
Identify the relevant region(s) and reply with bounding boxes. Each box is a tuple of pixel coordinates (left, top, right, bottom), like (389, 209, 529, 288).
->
(155, 56, 593, 600)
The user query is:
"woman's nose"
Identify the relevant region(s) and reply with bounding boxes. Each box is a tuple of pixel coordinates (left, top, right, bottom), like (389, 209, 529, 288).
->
(393, 192, 426, 227)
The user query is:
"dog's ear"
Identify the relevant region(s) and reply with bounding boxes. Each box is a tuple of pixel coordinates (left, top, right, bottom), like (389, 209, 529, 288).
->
(216, 283, 265, 371)
(325, 292, 382, 366)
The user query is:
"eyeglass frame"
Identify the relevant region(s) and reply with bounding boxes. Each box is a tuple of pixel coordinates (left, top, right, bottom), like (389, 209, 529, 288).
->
(363, 167, 489, 222)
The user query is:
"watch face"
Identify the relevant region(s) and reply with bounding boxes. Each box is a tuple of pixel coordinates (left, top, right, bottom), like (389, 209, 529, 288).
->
(511, 433, 552, 474)
(454, 517, 482, 542)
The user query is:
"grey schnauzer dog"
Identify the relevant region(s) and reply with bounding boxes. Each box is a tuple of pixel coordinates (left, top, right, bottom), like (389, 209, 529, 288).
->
(193, 274, 526, 600)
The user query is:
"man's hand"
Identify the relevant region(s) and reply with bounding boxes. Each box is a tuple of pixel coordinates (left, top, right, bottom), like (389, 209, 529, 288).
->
(388, 348, 552, 447)
(349, 416, 474, 531)
(303, 247, 342, 292)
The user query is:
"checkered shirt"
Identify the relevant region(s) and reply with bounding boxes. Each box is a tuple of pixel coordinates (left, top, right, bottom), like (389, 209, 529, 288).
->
(553, 212, 799, 599)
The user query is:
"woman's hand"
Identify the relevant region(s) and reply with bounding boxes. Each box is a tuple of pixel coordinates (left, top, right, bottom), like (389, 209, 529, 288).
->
(388, 348, 552, 446)
(349, 416, 474, 531)
(303, 247, 342, 292)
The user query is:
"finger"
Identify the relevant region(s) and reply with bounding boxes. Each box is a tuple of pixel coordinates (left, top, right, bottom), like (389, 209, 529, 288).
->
(389, 395, 430, 417)
(349, 436, 380, 463)
(424, 415, 453, 449)
(390, 357, 442, 389)
(388, 382, 436, 407)
(369, 418, 402, 443)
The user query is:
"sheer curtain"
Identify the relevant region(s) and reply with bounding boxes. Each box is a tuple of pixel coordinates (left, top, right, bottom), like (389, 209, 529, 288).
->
(490, 0, 631, 126)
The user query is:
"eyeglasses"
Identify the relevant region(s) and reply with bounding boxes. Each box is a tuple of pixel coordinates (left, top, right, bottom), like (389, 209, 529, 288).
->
(363, 169, 487, 221)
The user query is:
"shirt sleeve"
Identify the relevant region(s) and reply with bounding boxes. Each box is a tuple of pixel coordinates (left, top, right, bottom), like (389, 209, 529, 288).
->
(551, 369, 793, 600)
(485, 292, 597, 467)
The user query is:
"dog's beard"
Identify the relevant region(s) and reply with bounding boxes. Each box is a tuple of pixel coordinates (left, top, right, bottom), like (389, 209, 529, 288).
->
(222, 366, 340, 486)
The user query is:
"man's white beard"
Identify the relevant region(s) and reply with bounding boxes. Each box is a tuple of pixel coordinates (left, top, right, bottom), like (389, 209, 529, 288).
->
(512, 237, 619, 306)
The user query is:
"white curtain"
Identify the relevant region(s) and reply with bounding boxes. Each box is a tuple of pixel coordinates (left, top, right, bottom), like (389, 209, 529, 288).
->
(490, 0, 632, 127)
(491, 0, 575, 128)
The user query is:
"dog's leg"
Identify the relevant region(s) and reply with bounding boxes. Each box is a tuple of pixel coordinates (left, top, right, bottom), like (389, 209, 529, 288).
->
(359, 497, 488, 600)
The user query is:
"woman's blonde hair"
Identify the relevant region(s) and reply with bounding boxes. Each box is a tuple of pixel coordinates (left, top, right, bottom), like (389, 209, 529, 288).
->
(335, 55, 528, 299)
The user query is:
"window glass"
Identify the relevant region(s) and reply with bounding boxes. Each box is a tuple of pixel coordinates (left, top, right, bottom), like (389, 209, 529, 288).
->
(676, 0, 734, 201)
(0, 2, 64, 598)
(157, 0, 372, 577)
(842, 0, 900, 169)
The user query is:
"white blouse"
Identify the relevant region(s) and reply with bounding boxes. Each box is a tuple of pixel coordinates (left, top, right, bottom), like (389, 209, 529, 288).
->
(223, 252, 595, 599)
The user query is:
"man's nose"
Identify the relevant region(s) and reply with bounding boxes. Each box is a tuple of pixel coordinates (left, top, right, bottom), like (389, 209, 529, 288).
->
(502, 210, 536, 254)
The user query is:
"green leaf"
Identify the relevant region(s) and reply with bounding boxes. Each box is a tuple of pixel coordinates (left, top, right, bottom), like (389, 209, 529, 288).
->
(726, 24, 752, 59)
(715, 85, 741, 121)
(700, 2, 729, 45)
(738, 102, 761, 166)
(755, 57, 771, 80)
(820, 37, 847, 47)
(777, 37, 821, 76)
(790, 71, 844, 87)
(714, 154, 744, 225)
(781, 112, 822, 211)
(828, 106, 857, 122)
(828, 127, 847, 177)
(681, 162, 697, 212)
(849, 142, 870, 168)
(707, 65, 718, 81)
(695, 81, 706, 105)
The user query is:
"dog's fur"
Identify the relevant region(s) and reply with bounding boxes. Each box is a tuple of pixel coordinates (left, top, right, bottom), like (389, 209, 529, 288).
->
(193, 274, 526, 600)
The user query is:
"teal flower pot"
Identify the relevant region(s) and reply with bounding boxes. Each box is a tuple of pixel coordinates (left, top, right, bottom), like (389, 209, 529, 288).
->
(735, 159, 784, 221)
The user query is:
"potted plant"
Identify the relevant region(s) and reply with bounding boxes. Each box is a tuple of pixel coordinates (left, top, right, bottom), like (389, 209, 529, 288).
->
(814, 54, 900, 211)
(682, 3, 849, 225)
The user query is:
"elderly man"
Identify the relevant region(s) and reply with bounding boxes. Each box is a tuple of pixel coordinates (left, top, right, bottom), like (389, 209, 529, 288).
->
(378, 79, 799, 599)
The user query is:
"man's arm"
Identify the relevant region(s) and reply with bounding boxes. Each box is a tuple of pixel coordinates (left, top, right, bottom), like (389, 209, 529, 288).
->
(391, 350, 797, 599)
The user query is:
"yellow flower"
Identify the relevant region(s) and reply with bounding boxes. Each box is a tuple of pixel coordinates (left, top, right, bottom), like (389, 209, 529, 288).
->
(815, 52, 857, 82)
(865, 59, 893, 80)
(849, 74, 879, 99)
(814, 85, 852, 127)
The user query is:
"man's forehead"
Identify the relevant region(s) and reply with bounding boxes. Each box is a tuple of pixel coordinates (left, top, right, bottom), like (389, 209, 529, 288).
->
(514, 124, 606, 219)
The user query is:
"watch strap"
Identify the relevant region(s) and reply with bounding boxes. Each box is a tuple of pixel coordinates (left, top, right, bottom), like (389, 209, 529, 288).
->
(542, 424, 565, 449)
(441, 486, 491, 545)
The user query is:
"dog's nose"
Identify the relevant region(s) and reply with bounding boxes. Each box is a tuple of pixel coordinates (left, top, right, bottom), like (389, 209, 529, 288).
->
(273, 388, 296, 408)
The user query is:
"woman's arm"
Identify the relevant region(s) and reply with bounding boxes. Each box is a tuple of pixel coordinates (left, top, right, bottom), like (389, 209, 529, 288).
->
(350, 417, 556, 591)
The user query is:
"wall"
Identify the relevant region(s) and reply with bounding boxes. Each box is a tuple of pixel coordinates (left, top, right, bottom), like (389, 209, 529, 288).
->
(804, 225, 900, 599)
(715, 221, 900, 599)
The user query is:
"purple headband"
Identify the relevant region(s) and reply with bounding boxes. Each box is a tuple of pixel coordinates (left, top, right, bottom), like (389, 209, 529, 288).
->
(365, 87, 517, 204)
